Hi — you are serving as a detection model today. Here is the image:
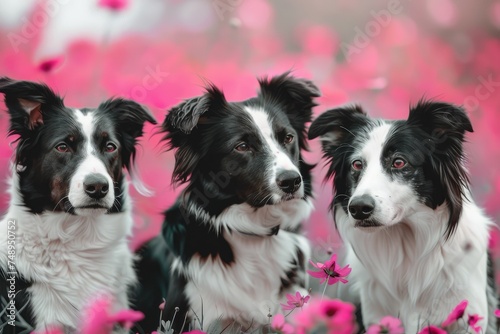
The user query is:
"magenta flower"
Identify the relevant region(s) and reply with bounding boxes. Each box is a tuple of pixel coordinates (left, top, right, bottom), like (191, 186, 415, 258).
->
(441, 300, 468, 327)
(417, 325, 447, 334)
(307, 254, 352, 285)
(292, 297, 356, 334)
(495, 309, 500, 317)
(38, 56, 64, 73)
(468, 314, 484, 333)
(366, 316, 405, 334)
(281, 291, 310, 311)
(32, 327, 64, 334)
(271, 314, 294, 334)
(159, 298, 166, 310)
(80, 295, 144, 334)
(98, 0, 128, 11)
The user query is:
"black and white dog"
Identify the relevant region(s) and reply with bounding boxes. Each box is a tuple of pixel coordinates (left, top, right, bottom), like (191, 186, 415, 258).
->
(0, 78, 156, 332)
(133, 73, 319, 333)
(309, 101, 497, 333)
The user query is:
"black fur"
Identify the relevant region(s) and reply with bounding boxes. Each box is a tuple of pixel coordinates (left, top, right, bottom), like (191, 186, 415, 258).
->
(133, 73, 319, 333)
(308, 99, 473, 239)
(0, 78, 156, 214)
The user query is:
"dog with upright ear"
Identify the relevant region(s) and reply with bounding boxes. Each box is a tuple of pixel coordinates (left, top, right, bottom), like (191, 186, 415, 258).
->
(308, 100, 495, 333)
(0, 77, 156, 332)
(133, 73, 320, 333)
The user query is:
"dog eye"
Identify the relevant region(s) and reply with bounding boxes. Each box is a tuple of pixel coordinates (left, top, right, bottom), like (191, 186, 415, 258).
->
(55, 143, 70, 153)
(284, 134, 294, 144)
(106, 142, 118, 153)
(392, 158, 406, 169)
(352, 160, 363, 171)
(235, 142, 250, 152)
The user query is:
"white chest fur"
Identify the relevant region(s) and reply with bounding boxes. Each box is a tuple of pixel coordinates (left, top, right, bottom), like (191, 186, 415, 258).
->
(176, 199, 312, 328)
(0, 208, 136, 330)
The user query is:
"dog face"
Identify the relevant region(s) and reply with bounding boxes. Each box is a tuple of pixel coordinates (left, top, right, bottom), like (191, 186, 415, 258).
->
(162, 72, 319, 214)
(0, 78, 156, 216)
(309, 100, 473, 237)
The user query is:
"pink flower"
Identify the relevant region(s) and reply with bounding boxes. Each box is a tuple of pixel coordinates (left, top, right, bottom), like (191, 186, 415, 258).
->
(98, 0, 128, 11)
(271, 314, 294, 334)
(468, 314, 484, 333)
(159, 298, 166, 311)
(366, 316, 405, 334)
(441, 299, 468, 327)
(307, 254, 352, 285)
(417, 325, 447, 334)
(292, 297, 356, 334)
(32, 327, 64, 334)
(281, 291, 310, 311)
(495, 309, 500, 317)
(81, 295, 144, 334)
(38, 56, 64, 73)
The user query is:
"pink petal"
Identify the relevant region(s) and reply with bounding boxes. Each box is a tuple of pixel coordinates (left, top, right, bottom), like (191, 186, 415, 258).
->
(98, 0, 128, 11)
(441, 300, 468, 327)
(417, 325, 447, 334)
(281, 303, 296, 311)
(272, 314, 286, 328)
(495, 309, 500, 317)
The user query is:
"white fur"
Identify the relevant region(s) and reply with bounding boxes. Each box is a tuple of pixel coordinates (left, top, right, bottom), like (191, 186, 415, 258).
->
(174, 200, 312, 328)
(244, 106, 304, 202)
(0, 108, 137, 332)
(333, 123, 494, 333)
(70, 110, 115, 214)
(189, 198, 313, 235)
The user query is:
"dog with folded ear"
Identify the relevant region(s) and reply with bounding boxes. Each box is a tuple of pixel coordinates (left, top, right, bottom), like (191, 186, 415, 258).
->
(133, 72, 320, 333)
(0, 78, 156, 333)
(308, 100, 497, 333)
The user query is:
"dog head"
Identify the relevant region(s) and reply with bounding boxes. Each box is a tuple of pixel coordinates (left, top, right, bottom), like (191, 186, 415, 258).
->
(309, 100, 473, 238)
(162, 72, 319, 215)
(0, 77, 156, 216)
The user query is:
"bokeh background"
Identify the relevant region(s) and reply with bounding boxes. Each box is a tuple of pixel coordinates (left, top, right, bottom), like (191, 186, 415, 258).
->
(0, 0, 499, 274)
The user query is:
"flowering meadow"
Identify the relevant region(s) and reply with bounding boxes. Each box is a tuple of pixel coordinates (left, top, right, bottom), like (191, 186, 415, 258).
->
(1, 0, 500, 333)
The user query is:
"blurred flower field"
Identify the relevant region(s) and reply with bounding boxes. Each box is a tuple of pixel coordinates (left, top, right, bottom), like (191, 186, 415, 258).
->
(1, 1, 500, 332)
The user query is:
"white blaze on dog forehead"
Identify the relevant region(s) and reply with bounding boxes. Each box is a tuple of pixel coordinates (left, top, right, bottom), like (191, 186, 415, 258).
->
(350, 122, 393, 197)
(243, 106, 299, 173)
(68, 109, 114, 210)
(74, 109, 96, 155)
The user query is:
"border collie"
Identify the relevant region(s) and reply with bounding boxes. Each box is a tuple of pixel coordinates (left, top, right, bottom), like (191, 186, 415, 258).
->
(0, 78, 156, 332)
(308, 101, 497, 333)
(133, 73, 319, 333)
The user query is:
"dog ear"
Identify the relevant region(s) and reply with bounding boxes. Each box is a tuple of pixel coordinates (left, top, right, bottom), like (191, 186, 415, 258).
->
(98, 98, 157, 171)
(162, 85, 227, 185)
(407, 100, 473, 239)
(0, 77, 64, 135)
(258, 72, 320, 150)
(308, 105, 368, 158)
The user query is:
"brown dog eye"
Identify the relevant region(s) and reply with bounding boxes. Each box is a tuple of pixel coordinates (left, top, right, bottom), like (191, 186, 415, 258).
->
(235, 142, 250, 152)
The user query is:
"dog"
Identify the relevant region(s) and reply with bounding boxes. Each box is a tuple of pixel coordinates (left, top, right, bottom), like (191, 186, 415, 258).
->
(0, 78, 156, 332)
(308, 100, 497, 333)
(133, 73, 319, 333)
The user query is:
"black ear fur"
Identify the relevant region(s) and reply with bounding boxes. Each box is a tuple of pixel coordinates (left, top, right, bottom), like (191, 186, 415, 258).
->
(162, 85, 227, 185)
(407, 100, 473, 239)
(98, 98, 157, 171)
(0, 77, 65, 165)
(0, 77, 64, 136)
(258, 72, 320, 150)
(308, 105, 369, 178)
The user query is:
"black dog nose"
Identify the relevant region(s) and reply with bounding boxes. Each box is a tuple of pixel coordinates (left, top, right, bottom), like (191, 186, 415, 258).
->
(83, 174, 109, 199)
(276, 171, 302, 194)
(348, 195, 375, 220)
